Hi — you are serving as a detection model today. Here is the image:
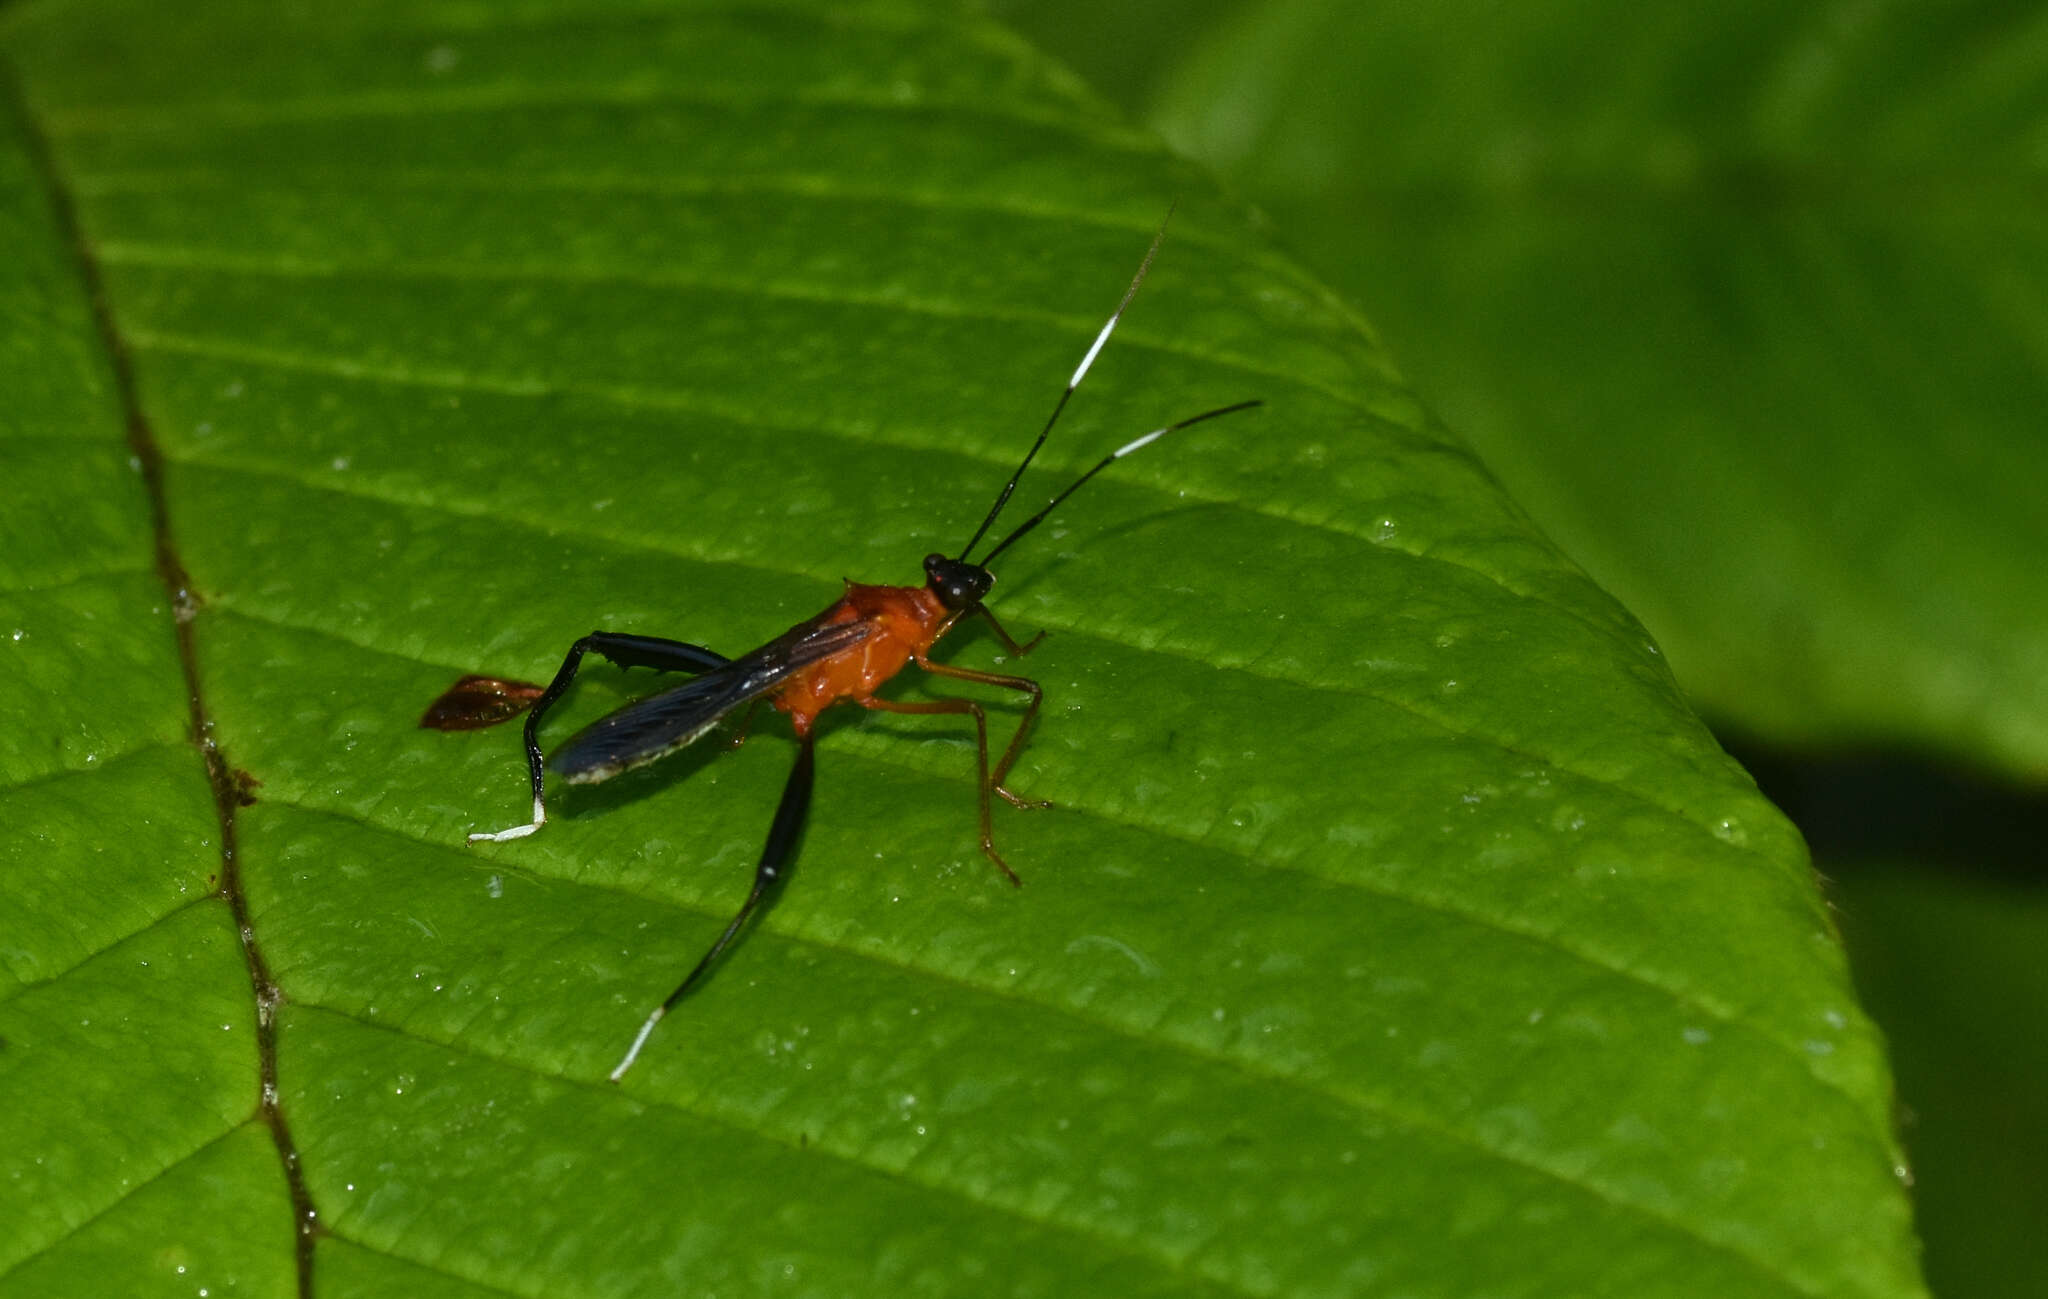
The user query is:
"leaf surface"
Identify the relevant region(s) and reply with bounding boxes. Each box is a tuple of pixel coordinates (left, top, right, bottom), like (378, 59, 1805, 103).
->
(0, 3, 1920, 1296)
(1837, 861, 2048, 1299)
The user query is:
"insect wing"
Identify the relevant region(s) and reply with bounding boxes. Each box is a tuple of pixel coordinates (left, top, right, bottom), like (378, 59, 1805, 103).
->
(549, 619, 869, 784)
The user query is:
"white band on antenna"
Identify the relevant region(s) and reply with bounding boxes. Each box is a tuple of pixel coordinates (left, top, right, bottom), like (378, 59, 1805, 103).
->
(1113, 427, 1169, 459)
(1069, 316, 1118, 390)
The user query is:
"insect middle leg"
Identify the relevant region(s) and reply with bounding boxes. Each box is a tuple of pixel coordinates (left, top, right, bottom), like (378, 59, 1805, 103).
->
(863, 692, 1028, 886)
(469, 632, 730, 844)
(915, 655, 1047, 809)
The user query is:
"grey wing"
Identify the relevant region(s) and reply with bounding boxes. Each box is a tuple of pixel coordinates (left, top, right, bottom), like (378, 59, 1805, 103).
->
(548, 619, 869, 785)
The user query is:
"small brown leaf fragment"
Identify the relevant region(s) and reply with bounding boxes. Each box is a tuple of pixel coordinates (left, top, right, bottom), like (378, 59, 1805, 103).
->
(232, 768, 263, 806)
(420, 674, 546, 730)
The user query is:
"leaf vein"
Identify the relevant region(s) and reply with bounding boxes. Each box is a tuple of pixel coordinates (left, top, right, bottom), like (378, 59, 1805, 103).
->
(170, 446, 1764, 877)
(44, 83, 1150, 153)
(104, 254, 1394, 435)
(0, 1119, 259, 1287)
(215, 598, 1887, 1199)
(129, 328, 1626, 657)
(287, 1001, 1249, 1299)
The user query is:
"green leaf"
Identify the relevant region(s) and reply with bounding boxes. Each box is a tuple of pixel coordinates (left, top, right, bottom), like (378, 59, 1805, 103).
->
(998, 3, 2035, 1291)
(1836, 861, 2048, 1299)
(1, 3, 1920, 1297)
(1114, 0, 2048, 780)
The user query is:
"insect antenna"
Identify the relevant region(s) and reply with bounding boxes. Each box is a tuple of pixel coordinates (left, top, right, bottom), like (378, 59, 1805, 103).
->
(977, 399, 1263, 568)
(958, 205, 1177, 562)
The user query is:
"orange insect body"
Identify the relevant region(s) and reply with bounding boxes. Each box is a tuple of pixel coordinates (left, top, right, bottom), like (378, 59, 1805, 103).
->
(772, 581, 953, 737)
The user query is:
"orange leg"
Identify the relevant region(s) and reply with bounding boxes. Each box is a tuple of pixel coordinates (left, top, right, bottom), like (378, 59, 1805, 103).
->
(914, 655, 1048, 809)
(862, 694, 1024, 886)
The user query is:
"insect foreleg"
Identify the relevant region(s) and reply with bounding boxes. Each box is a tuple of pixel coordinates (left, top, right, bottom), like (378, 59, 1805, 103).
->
(468, 631, 731, 844)
(610, 732, 817, 1081)
(974, 606, 1045, 658)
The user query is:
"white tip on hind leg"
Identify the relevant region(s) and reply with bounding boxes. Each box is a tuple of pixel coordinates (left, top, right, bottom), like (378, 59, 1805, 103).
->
(609, 1005, 667, 1082)
(468, 798, 545, 844)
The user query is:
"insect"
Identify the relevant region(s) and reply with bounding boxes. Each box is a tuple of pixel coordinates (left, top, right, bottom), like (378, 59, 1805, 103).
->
(430, 212, 1260, 1079)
